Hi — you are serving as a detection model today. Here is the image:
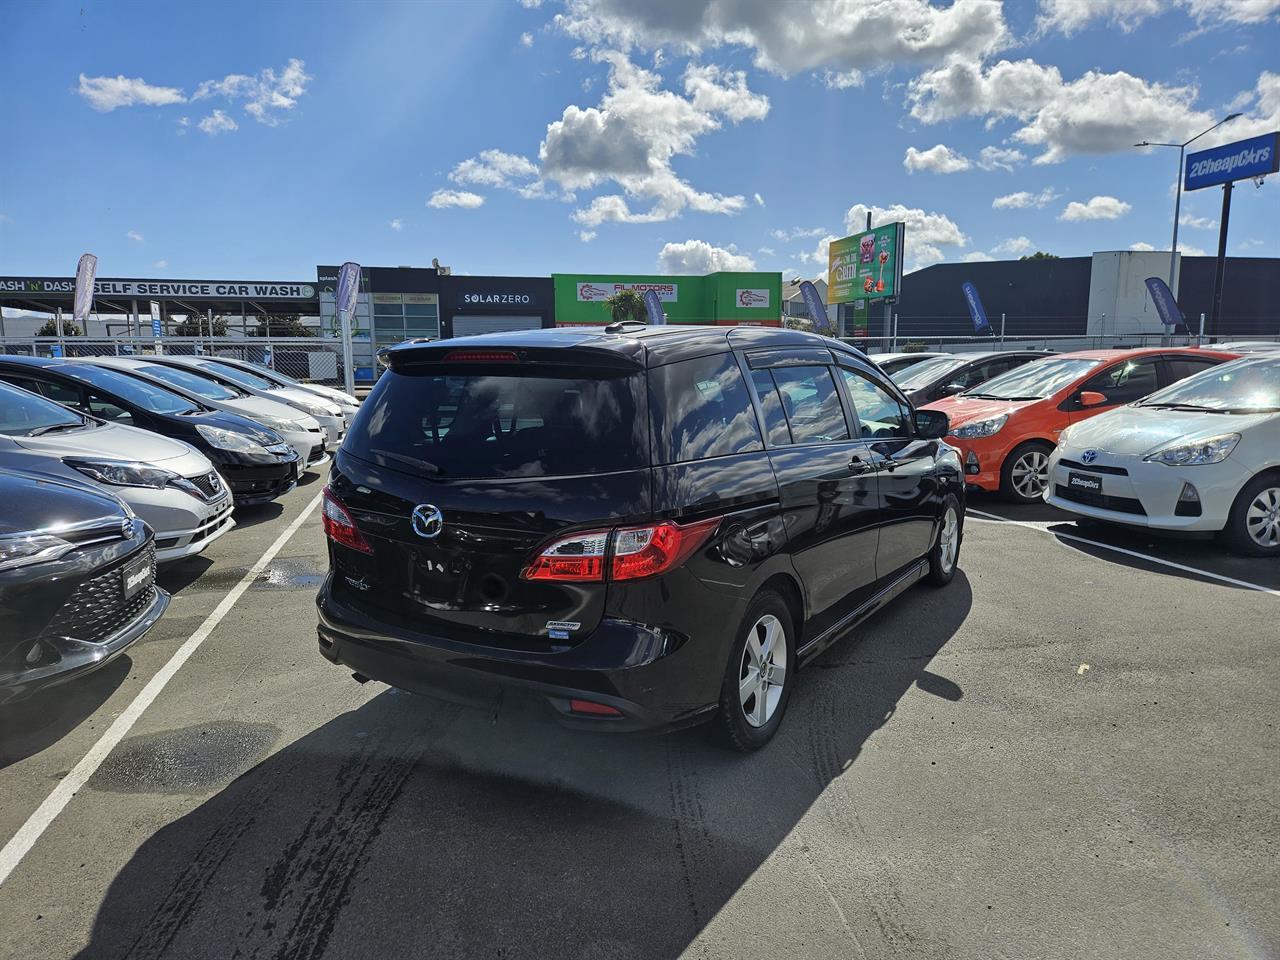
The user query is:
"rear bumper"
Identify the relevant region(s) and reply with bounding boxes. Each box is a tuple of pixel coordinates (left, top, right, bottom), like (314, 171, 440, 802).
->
(315, 576, 719, 733)
(0, 586, 170, 705)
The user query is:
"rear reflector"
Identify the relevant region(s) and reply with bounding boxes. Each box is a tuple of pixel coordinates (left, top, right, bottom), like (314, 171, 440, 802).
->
(569, 699, 623, 717)
(322, 486, 373, 555)
(443, 350, 519, 363)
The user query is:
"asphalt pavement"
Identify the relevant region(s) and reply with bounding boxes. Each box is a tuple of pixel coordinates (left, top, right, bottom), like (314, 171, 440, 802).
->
(0, 474, 1276, 960)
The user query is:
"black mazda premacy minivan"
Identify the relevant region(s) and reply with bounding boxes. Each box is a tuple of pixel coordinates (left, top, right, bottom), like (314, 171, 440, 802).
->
(317, 324, 964, 750)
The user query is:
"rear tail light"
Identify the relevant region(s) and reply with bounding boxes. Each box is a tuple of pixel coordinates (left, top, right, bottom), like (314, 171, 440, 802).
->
(322, 486, 373, 554)
(520, 517, 721, 583)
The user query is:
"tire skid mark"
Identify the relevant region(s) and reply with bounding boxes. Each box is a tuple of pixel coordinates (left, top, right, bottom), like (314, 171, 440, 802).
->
(664, 736, 712, 942)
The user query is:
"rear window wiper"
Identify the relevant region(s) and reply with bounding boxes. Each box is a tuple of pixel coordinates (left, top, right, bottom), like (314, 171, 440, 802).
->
(27, 421, 85, 436)
(370, 448, 445, 476)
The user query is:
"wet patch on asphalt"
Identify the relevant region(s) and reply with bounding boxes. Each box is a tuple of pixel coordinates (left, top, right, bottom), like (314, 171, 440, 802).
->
(253, 556, 326, 590)
(90, 721, 280, 795)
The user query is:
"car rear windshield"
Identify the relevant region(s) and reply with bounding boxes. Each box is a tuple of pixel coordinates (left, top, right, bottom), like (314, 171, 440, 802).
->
(1139, 356, 1280, 411)
(346, 366, 647, 479)
(134, 363, 241, 401)
(893, 356, 966, 389)
(965, 357, 1101, 400)
(57, 363, 201, 415)
(0, 380, 87, 436)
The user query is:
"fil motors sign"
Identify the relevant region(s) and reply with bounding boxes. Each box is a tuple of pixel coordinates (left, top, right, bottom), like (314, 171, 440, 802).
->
(735, 288, 771, 308)
(0, 277, 317, 300)
(1184, 132, 1279, 191)
(576, 281, 678, 302)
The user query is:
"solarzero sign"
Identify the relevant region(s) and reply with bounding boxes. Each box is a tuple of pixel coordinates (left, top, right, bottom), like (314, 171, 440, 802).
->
(1184, 132, 1279, 191)
(0, 277, 317, 300)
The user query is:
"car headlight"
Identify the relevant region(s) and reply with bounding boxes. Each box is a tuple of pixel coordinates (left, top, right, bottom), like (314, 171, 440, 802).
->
(63, 458, 175, 489)
(196, 423, 268, 455)
(295, 400, 333, 418)
(951, 414, 1009, 439)
(255, 415, 299, 434)
(0, 534, 76, 571)
(1143, 433, 1240, 466)
(1057, 425, 1075, 446)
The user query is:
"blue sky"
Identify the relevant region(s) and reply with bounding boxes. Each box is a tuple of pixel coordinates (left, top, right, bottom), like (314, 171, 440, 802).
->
(0, 0, 1276, 283)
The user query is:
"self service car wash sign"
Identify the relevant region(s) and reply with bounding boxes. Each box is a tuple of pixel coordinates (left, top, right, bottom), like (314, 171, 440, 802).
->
(1184, 132, 1279, 191)
(828, 222, 905, 304)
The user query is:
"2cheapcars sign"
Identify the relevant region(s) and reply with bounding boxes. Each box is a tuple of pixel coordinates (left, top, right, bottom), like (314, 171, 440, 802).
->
(1185, 132, 1279, 191)
(576, 281, 678, 302)
(0, 277, 316, 300)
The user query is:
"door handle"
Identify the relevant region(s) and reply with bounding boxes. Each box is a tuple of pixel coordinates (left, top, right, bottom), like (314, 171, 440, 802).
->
(848, 455, 873, 475)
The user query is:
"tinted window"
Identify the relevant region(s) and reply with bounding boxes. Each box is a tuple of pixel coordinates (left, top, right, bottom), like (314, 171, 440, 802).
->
(840, 369, 911, 438)
(1165, 357, 1220, 383)
(749, 369, 792, 445)
(57, 363, 200, 415)
(1081, 358, 1159, 405)
(87, 392, 134, 424)
(894, 356, 965, 389)
(348, 366, 646, 479)
(967, 357, 1101, 400)
(38, 378, 83, 407)
(0, 375, 42, 394)
(0, 381, 86, 436)
(770, 366, 848, 444)
(650, 354, 762, 463)
(134, 364, 241, 400)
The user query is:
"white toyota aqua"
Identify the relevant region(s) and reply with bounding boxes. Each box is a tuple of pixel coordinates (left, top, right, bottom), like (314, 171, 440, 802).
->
(1046, 355, 1280, 556)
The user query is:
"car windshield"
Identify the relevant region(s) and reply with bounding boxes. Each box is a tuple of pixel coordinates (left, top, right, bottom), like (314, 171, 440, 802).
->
(347, 366, 646, 479)
(0, 380, 87, 436)
(1138, 356, 1280, 412)
(893, 356, 966, 389)
(244, 362, 297, 386)
(58, 363, 201, 415)
(134, 363, 241, 401)
(965, 357, 1101, 400)
(200, 360, 277, 392)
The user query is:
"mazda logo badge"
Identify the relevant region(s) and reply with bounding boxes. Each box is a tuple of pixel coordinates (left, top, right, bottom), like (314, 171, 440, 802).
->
(1081, 449, 1098, 465)
(411, 504, 444, 539)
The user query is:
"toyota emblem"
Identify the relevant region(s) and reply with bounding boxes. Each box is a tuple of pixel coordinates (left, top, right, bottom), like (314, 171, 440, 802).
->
(1081, 449, 1098, 465)
(411, 504, 444, 539)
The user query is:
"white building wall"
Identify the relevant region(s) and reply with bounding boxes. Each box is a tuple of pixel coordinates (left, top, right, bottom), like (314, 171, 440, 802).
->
(1086, 250, 1184, 337)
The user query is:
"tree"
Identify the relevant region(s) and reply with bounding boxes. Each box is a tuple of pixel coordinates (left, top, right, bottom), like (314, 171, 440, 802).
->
(1019, 251, 1059, 260)
(36, 318, 81, 336)
(172, 315, 229, 336)
(250, 314, 315, 337)
(602, 289, 647, 325)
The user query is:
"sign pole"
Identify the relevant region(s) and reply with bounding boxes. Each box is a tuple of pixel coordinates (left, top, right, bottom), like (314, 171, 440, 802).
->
(1209, 181, 1233, 337)
(1000, 313, 1006, 347)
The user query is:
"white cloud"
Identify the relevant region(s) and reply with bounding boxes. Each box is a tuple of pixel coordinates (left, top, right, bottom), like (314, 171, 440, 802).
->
(390, 218, 403, 231)
(197, 110, 238, 135)
(771, 226, 827, 242)
(153, 259, 168, 268)
(992, 187, 1059, 209)
(519, 0, 543, 6)
(799, 234, 842, 266)
(427, 189, 485, 209)
(521, 32, 534, 47)
(193, 58, 311, 126)
(658, 239, 755, 274)
(907, 58, 1060, 125)
(993, 236, 1035, 256)
(1130, 241, 1156, 251)
(1059, 195, 1131, 221)
(822, 69, 863, 90)
(78, 73, 186, 111)
(903, 143, 971, 174)
(757, 245, 776, 256)
(844, 203, 966, 247)
(579, 230, 597, 242)
(1179, 213, 1217, 229)
(978, 146, 1026, 171)
(126, 230, 144, 242)
(1179, 243, 1208, 256)
(962, 251, 995, 262)
(449, 149, 550, 199)
(907, 244, 947, 270)
(1037, 0, 1279, 34)
(1212, 71, 1280, 144)
(753, 192, 764, 206)
(554, 0, 1010, 78)
(682, 63, 770, 122)
(176, 116, 190, 134)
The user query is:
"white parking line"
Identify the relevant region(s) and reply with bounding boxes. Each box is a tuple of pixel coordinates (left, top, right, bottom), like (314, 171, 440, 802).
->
(0, 492, 323, 888)
(968, 508, 1280, 598)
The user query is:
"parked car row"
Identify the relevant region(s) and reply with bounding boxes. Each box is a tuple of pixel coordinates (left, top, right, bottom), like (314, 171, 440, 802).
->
(0, 353, 358, 704)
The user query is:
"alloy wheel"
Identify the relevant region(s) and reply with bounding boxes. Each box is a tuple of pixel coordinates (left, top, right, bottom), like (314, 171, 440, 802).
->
(1011, 450, 1050, 500)
(1245, 486, 1280, 548)
(939, 505, 959, 573)
(739, 614, 787, 728)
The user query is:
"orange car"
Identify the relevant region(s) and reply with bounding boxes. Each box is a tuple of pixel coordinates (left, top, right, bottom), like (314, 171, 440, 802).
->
(922, 347, 1240, 502)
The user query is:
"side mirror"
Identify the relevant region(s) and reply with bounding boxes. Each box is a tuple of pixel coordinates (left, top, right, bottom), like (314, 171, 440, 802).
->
(914, 408, 950, 440)
(938, 382, 967, 398)
(1078, 390, 1108, 408)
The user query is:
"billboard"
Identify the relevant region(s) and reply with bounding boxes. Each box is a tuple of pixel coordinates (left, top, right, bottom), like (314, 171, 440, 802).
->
(1185, 132, 1279, 191)
(828, 222, 904, 303)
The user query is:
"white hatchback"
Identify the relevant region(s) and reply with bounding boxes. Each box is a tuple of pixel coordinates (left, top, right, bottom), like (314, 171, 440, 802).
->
(1046, 355, 1280, 555)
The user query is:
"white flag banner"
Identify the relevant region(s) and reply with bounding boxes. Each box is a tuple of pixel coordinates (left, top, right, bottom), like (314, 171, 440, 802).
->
(73, 253, 98, 325)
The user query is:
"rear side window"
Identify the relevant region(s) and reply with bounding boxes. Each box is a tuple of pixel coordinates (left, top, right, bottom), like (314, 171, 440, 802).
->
(649, 353, 762, 464)
(1165, 357, 1219, 383)
(347, 366, 646, 479)
(1082, 358, 1160, 405)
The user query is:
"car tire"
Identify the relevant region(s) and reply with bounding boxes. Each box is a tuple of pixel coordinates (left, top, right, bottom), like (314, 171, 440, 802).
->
(925, 494, 963, 587)
(712, 591, 796, 753)
(1223, 473, 1280, 557)
(1000, 441, 1054, 504)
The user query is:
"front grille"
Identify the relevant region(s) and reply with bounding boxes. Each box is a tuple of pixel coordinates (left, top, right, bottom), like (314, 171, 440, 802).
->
(40, 545, 157, 642)
(308, 443, 326, 463)
(188, 472, 223, 499)
(1060, 458, 1128, 476)
(1054, 484, 1147, 516)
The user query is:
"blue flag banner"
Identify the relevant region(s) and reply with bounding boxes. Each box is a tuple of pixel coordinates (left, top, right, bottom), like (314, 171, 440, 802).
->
(336, 262, 362, 324)
(642, 289, 666, 326)
(799, 281, 831, 334)
(962, 281, 990, 333)
(1144, 277, 1183, 326)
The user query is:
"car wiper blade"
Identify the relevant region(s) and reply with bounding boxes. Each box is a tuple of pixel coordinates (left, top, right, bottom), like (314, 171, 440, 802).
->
(27, 422, 85, 436)
(370, 448, 444, 476)
(1140, 402, 1215, 411)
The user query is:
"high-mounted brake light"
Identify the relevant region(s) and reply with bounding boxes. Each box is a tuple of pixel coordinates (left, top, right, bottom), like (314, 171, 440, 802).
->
(322, 486, 373, 555)
(443, 350, 519, 363)
(520, 517, 722, 584)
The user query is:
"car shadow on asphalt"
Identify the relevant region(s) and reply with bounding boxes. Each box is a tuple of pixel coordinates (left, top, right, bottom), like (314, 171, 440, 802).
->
(228, 502, 286, 530)
(0, 655, 132, 770)
(70, 575, 972, 960)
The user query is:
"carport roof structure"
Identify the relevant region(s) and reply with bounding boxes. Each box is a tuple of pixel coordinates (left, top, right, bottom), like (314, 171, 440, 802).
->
(0, 276, 320, 317)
